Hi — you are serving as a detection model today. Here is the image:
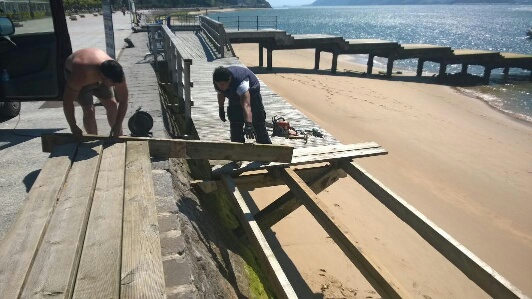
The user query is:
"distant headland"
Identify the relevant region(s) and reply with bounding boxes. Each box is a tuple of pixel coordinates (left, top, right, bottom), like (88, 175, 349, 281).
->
(310, 0, 532, 5)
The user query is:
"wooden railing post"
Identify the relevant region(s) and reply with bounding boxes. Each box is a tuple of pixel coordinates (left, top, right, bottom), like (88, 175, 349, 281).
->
(183, 61, 192, 134)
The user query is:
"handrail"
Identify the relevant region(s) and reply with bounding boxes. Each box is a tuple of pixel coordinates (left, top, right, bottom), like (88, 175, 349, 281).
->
(199, 16, 234, 58)
(216, 16, 278, 31)
(148, 24, 194, 134)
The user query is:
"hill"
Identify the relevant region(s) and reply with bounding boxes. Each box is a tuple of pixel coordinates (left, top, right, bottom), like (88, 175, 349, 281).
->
(311, 0, 532, 5)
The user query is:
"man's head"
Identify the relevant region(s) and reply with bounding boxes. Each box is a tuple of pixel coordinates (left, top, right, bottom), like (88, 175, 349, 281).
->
(213, 66, 232, 91)
(99, 60, 124, 86)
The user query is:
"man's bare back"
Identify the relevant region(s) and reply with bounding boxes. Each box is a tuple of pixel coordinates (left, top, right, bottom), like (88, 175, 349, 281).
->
(65, 48, 114, 89)
(62, 48, 128, 137)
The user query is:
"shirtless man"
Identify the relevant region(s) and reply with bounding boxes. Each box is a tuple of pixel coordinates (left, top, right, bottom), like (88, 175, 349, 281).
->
(63, 48, 128, 137)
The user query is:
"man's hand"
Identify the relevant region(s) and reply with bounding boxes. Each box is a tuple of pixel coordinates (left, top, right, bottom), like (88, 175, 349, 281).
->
(244, 122, 255, 140)
(218, 106, 226, 122)
(109, 123, 123, 138)
(70, 125, 83, 138)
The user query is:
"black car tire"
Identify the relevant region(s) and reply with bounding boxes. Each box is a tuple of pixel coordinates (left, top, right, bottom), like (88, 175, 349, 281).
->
(0, 101, 21, 117)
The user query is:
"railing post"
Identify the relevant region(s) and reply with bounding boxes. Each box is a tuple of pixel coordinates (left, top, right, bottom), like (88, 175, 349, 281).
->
(176, 51, 183, 101)
(257, 16, 259, 30)
(237, 16, 240, 31)
(276, 16, 278, 30)
(184, 61, 192, 134)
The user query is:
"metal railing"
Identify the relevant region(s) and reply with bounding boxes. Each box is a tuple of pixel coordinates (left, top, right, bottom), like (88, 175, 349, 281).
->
(216, 16, 278, 31)
(148, 24, 193, 134)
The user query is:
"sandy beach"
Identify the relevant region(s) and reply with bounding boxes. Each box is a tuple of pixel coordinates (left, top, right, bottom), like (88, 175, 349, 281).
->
(232, 44, 532, 298)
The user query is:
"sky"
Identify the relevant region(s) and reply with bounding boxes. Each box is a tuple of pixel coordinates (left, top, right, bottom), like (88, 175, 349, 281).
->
(267, 0, 315, 7)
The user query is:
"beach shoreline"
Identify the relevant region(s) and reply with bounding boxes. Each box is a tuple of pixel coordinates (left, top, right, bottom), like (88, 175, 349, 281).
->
(232, 43, 532, 298)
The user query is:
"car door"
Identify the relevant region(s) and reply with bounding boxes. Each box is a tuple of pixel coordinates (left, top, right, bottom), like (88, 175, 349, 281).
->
(0, 0, 71, 101)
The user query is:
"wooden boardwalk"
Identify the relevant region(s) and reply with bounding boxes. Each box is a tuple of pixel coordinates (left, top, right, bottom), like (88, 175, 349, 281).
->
(174, 31, 339, 148)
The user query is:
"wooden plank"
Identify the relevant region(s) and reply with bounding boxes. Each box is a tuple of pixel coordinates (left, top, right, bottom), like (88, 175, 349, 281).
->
(279, 167, 410, 299)
(339, 160, 528, 299)
(121, 141, 166, 298)
(255, 167, 344, 231)
(211, 146, 386, 177)
(220, 175, 298, 299)
(21, 141, 103, 298)
(73, 143, 126, 299)
(290, 142, 383, 164)
(0, 143, 76, 299)
(185, 140, 293, 162)
(42, 133, 294, 163)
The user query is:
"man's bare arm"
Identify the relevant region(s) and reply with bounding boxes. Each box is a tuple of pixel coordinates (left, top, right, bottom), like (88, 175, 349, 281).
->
(217, 93, 225, 107)
(62, 77, 82, 135)
(111, 80, 129, 135)
(240, 91, 252, 123)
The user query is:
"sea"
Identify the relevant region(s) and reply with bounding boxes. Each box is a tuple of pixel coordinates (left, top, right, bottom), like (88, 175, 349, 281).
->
(208, 5, 532, 123)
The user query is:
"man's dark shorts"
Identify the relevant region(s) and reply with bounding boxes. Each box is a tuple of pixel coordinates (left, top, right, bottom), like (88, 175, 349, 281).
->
(64, 69, 114, 106)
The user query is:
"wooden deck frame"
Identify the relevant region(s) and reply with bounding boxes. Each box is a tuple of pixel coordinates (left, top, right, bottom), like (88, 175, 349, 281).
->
(207, 142, 527, 299)
(211, 142, 413, 299)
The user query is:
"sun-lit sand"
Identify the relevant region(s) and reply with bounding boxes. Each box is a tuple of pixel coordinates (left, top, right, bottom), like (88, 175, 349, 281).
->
(232, 43, 532, 298)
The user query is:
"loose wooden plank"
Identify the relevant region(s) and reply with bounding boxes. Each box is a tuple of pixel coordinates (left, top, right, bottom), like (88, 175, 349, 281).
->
(21, 141, 103, 298)
(220, 175, 297, 299)
(121, 141, 166, 298)
(279, 167, 410, 299)
(42, 133, 294, 163)
(0, 143, 76, 299)
(211, 144, 386, 177)
(340, 160, 528, 299)
(73, 143, 126, 299)
(290, 142, 384, 165)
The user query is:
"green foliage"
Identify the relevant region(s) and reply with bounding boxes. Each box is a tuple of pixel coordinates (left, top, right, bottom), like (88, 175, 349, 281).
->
(64, 0, 103, 11)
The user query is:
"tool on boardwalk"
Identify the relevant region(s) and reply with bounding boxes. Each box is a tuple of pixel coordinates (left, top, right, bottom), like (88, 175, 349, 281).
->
(128, 107, 153, 137)
(271, 115, 307, 143)
(270, 115, 325, 143)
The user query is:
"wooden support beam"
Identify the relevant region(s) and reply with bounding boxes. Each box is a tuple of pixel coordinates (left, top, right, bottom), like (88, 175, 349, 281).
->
(0, 144, 77, 299)
(339, 160, 528, 299)
(386, 58, 394, 76)
(367, 54, 375, 75)
(279, 167, 410, 299)
(439, 63, 447, 77)
(122, 141, 166, 298)
(331, 52, 338, 74)
(255, 167, 344, 231)
(42, 133, 293, 163)
(259, 44, 264, 67)
(461, 64, 469, 75)
(416, 59, 424, 76)
(221, 175, 297, 299)
(267, 48, 273, 70)
(314, 49, 321, 70)
(483, 67, 492, 84)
